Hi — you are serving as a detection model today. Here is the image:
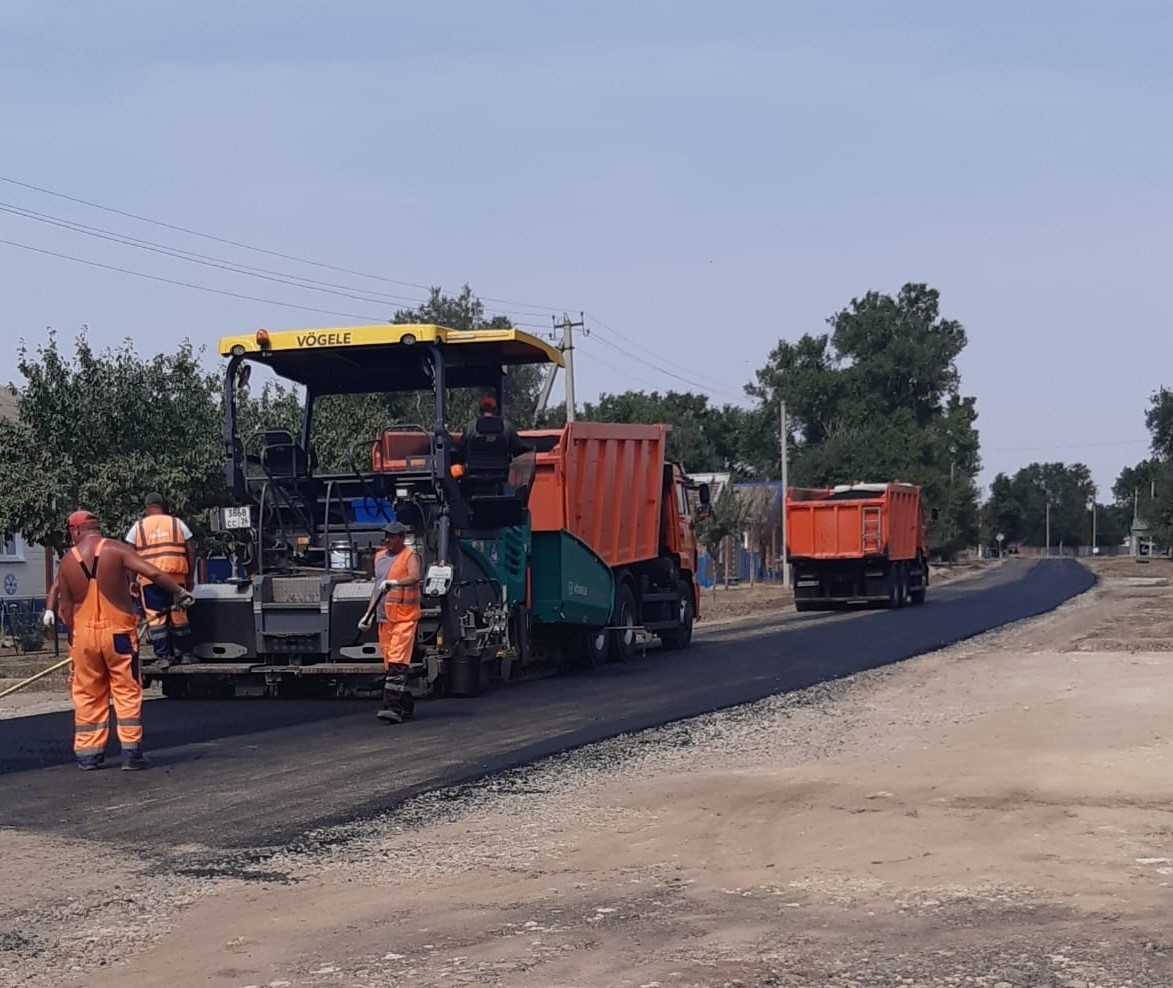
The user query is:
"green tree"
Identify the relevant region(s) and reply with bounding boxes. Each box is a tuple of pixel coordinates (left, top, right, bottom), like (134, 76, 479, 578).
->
(0, 331, 222, 555)
(982, 462, 1096, 548)
(695, 483, 746, 584)
(1112, 458, 1162, 508)
(746, 283, 981, 556)
(1133, 390, 1173, 546)
(253, 285, 551, 472)
(582, 390, 740, 472)
(391, 284, 546, 429)
(982, 473, 1026, 547)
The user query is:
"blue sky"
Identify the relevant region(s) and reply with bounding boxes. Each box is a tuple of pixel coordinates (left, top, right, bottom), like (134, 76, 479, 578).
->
(1, 1, 1169, 497)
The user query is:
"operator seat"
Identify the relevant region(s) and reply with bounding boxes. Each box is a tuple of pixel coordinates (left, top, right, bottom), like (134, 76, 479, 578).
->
(260, 429, 310, 480)
(458, 417, 524, 529)
(461, 417, 512, 494)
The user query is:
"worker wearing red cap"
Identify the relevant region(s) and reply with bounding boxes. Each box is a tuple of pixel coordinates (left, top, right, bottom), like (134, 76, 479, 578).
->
(454, 394, 531, 462)
(58, 509, 194, 770)
(125, 492, 196, 667)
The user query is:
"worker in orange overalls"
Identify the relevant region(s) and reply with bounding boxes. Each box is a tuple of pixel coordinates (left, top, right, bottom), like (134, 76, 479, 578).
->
(359, 521, 421, 724)
(58, 509, 193, 771)
(125, 492, 195, 667)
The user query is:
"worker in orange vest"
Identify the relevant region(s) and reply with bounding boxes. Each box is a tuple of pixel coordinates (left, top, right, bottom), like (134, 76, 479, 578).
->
(58, 509, 193, 770)
(125, 492, 195, 667)
(359, 520, 420, 723)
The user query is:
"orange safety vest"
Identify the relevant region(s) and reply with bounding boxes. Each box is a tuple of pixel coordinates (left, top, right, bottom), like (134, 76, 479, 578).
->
(383, 548, 421, 623)
(133, 514, 189, 577)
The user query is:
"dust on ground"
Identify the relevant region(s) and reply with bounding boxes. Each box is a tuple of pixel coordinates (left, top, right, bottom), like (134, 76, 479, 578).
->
(5, 557, 1173, 986)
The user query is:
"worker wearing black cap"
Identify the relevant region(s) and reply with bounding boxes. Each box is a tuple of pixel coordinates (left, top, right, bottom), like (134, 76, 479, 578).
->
(360, 520, 420, 723)
(125, 492, 196, 666)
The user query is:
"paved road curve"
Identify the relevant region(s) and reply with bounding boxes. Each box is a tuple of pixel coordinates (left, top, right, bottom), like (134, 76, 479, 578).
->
(0, 558, 1093, 851)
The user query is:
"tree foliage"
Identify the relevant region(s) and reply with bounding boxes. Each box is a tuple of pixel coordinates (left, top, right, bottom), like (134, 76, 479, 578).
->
(1111, 389, 1173, 547)
(272, 285, 551, 472)
(695, 483, 746, 569)
(1, 281, 998, 564)
(982, 462, 1096, 548)
(391, 285, 546, 429)
(745, 283, 981, 556)
(0, 332, 222, 554)
(582, 390, 752, 472)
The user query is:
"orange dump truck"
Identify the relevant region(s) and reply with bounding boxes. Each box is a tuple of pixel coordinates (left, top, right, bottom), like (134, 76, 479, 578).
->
(785, 482, 930, 611)
(522, 422, 707, 664)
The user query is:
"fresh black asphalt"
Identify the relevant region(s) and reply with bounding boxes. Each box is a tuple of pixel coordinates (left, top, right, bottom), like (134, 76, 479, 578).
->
(0, 558, 1094, 851)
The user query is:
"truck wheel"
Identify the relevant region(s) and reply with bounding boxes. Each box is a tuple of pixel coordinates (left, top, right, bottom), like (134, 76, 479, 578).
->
(609, 584, 639, 663)
(658, 580, 694, 651)
(579, 627, 609, 668)
(909, 560, 928, 604)
(886, 565, 902, 609)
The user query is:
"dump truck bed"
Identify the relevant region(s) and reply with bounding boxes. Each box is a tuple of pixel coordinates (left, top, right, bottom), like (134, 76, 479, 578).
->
(524, 422, 670, 570)
(786, 483, 923, 562)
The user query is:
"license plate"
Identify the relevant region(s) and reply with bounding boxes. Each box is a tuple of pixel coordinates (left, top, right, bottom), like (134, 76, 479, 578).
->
(223, 506, 251, 529)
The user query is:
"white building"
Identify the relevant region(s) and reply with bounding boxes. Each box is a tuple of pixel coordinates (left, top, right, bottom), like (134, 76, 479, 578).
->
(0, 388, 49, 602)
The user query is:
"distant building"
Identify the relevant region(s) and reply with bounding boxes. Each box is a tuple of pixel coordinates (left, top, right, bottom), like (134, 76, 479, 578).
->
(0, 387, 49, 600)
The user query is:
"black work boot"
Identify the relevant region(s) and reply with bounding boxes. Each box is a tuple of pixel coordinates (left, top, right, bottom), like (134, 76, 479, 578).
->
(122, 748, 149, 771)
(376, 667, 412, 724)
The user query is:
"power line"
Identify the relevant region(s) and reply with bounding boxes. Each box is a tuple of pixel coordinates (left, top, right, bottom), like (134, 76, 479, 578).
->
(587, 332, 746, 402)
(0, 200, 433, 310)
(0, 173, 569, 318)
(3, 198, 568, 331)
(583, 309, 729, 385)
(0, 237, 385, 322)
(0, 173, 441, 295)
(573, 344, 666, 392)
(0, 173, 747, 391)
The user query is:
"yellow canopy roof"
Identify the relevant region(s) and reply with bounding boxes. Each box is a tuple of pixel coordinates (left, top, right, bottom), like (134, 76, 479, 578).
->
(218, 323, 563, 393)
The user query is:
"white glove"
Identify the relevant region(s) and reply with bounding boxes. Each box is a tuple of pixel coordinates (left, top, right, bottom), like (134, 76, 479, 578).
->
(381, 579, 399, 592)
(358, 615, 373, 631)
(176, 590, 196, 609)
(41, 609, 55, 628)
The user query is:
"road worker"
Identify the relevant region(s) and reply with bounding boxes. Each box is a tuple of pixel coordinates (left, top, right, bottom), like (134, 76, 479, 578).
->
(359, 520, 420, 724)
(125, 492, 195, 667)
(453, 394, 531, 465)
(57, 509, 194, 771)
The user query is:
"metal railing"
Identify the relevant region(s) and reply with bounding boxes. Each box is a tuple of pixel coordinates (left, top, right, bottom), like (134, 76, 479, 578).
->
(0, 595, 59, 656)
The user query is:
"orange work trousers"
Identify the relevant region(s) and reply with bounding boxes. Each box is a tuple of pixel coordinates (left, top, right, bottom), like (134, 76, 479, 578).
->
(71, 623, 143, 759)
(378, 618, 418, 670)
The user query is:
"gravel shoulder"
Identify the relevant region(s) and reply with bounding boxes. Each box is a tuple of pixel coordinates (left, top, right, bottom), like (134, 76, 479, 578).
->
(6, 557, 1171, 987)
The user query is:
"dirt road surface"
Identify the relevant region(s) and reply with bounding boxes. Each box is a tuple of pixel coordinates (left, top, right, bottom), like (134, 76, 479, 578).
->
(4, 557, 1172, 987)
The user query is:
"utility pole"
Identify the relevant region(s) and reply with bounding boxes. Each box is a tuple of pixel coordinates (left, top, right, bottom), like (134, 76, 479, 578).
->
(552, 312, 584, 423)
(1045, 501, 1051, 557)
(1091, 500, 1097, 550)
(779, 400, 790, 588)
